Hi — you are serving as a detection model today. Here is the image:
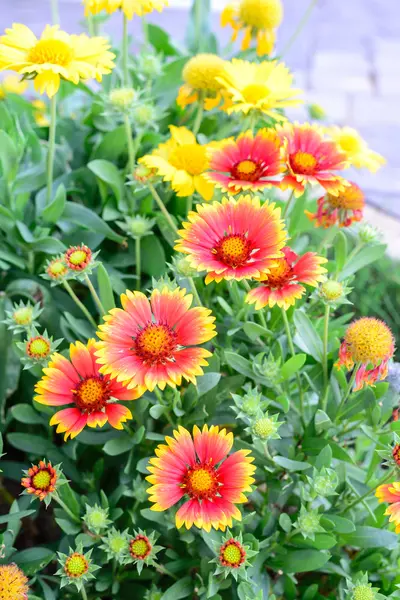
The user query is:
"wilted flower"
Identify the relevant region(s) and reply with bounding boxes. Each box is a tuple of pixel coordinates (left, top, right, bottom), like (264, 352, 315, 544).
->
(100, 528, 130, 562)
(21, 460, 65, 506)
(125, 530, 162, 575)
(3, 301, 42, 333)
(296, 506, 324, 540)
(57, 544, 99, 592)
(0, 563, 29, 599)
(210, 530, 257, 581)
(83, 503, 111, 535)
(306, 181, 365, 228)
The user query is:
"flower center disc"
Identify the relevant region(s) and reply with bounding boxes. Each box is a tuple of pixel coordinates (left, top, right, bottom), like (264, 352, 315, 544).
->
(28, 39, 73, 66)
(223, 543, 242, 566)
(13, 308, 33, 325)
(27, 337, 50, 358)
(327, 184, 364, 210)
(214, 234, 251, 268)
(32, 469, 52, 490)
(242, 83, 270, 104)
(290, 150, 318, 174)
(135, 323, 177, 363)
(169, 144, 209, 175)
(48, 260, 67, 278)
(239, 0, 283, 28)
(232, 159, 263, 182)
(184, 465, 218, 499)
(74, 377, 109, 412)
(263, 257, 292, 287)
(345, 318, 394, 364)
(65, 554, 88, 578)
(69, 250, 88, 266)
(130, 537, 151, 559)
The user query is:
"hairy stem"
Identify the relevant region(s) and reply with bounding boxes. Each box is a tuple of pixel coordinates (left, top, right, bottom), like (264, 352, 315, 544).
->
(63, 280, 97, 329)
(281, 308, 305, 424)
(135, 236, 141, 290)
(321, 304, 330, 411)
(84, 274, 106, 317)
(148, 183, 178, 234)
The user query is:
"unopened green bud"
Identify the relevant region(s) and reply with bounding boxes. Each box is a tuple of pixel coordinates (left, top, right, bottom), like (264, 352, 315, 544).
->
(308, 103, 326, 120)
(139, 54, 162, 78)
(252, 413, 282, 441)
(358, 223, 381, 244)
(172, 255, 198, 278)
(313, 468, 338, 496)
(297, 508, 321, 537)
(133, 104, 158, 127)
(128, 216, 155, 238)
(352, 585, 375, 600)
(83, 504, 110, 534)
(320, 280, 343, 302)
(109, 87, 135, 110)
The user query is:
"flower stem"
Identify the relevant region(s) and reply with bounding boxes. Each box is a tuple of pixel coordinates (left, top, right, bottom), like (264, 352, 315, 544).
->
(321, 304, 330, 410)
(142, 16, 149, 45)
(50, 0, 60, 25)
(342, 468, 396, 514)
(282, 190, 295, 219)
(281, 0, 319, 58)
(84, 274, 106, 316)
(63, 280, 97, 330)
(186, 195, 193, 215)
(81, 586, 88, 600)
(335, 364, 360, 420)
(46, 94, 57, 206)
(188, 277, 201, 306)
(148, 183, 178, 234)
(124, 114, 135, 175)
(281, 308, 305, 424)
(87, 13, 95, 36)
(192, 92, 205, 135)
(135, 236, 141, 290)
(54, 494, 81, 524)
(122, 14, 130, 86)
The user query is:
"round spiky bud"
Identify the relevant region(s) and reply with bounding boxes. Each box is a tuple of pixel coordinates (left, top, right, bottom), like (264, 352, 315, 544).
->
(83, 503, 111, 535)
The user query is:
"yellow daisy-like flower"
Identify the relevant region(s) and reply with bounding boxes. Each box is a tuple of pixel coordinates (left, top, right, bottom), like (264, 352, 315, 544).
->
(0, 73, 28, 99)
(139, 126, 215, 201)
(0, 24, 115, 97)
(177, 53, 230, 111)
(0, 563, 29, 600)
(216, 59, 302, 119)
(326, 126, 386, 173)
(83, 0, 168, 20)
(221, 0, 283, 56)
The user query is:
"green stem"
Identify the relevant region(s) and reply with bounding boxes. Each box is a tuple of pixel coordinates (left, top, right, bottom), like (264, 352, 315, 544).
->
(281, 0, 319, 58)
(124, 114, 135, 175)
(188, 277, 201, 306)
(321, 304, 330, 410)
(281, 308, 305, 423)
(148, 183, 178, 234)
(192, 92, 204, 135)
(345, 241, 365, 266)
(46, 95, 57, 206)
(156, 564, 179, 581)
(335, 364, 360, 420)
(81, 585, 88, 600)
(186, 195, 193, 215)
(84, 274, 106, 316)
(342, 468, 396, 514)
(142, 16, 149, 45)
(248, 111, 257, 133)
(63, 280, 97, 330)
(87, 13, 95, 36)
(54, 494, 81, 524)
(193, 0, 203, 53)
(282, 190, 295, 219)
(242, 279, 268, 329)
(135, 236, 141, 290)
(122, 14, 129, 86)
(50, 0, 60, 25)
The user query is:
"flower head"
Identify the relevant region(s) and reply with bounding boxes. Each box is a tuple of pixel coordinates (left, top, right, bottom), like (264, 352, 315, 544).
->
(139, 126, 215, 201)
(17, 329, 62, 369)
(278, 123, 349, 197)
(210, 530, 257, 581)
(125, 530, 162, 574)
(64, 244, 97, 274)
(42, 256, 69, 284)
(96, 287, 216, 392)
(83, 0, 168, 20)
(306, 181, 365, 228)
(21, 460, 64, 506)
(221, 0, 283, 56)
(56, 544, 99, 592)
(83, 503, 111, 534)
(3, 300, 42, 333)
(327, 126, 385, 172)
(118, 215, 155, 239)
(175, 195, 286, 284)
(319, 279, 351, 308)
(219, 538, 246, 568)
(0, 24, 115, 97)
(109, 87, 135, 111)
(251, 412, 282, 441)
(100, 528, 130, 562)
(146, 425, 256, 531)
(346, 573, 382, 600)
(0, 74, 28, 99)
(0, 564, 29, 599)
(296, 506, 324, 540)
(311, 467, 339, 497)
(216, 59, 302, 119)
(35, 339, 142, 440)
(177, 54, 229, 110)
(246, 246, 327, 310)
(207, 129, 283, 193)
(336, 317, 395, 391)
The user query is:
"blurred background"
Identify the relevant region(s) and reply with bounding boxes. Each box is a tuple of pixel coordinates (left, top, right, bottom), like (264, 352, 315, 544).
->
(1, 0, 400, 257)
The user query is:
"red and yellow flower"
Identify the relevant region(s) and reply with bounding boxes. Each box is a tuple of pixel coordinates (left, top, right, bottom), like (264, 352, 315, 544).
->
(21, 460, 59, 502)
(35, 339, 141, 440)
(146, 425, 256, 531)
(277, 123, 349, 197)
(96, 287, 216, 392)
(175, 195, 286, 284)
(246, 246, 327, 310)
(129, 534, 152, 560)
(219, 538, 246, 568)
(0, 564, 29, 600)
(65, 244, 92, 271)
(206, 129, 283, 193)
(306, 181, 365, 228)
(336, 317, 395, 391)
(376, 482, 400, 533)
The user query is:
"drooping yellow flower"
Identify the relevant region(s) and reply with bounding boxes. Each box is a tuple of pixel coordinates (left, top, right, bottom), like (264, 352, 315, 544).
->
(326, 126, 386, 173)
(221, 0, 283, 56)
(216, 59, 302, 119)
(0, 73, 28, 99)
(0, 24, 115, 97)
(139, 126, 215, 201)
(83, 0, 168, 19)
(177, 54, 229, 110)
(0, 564, 29, 599)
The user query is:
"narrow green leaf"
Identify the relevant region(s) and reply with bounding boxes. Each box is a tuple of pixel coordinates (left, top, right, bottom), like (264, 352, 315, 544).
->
(281, 354, 306, 381)
(293, 310, 323, 362)
(63, 202, 125, 243)
(97, 263, 116, 311)
(41, 183, 66, 223)
(334, 231, 348, 274)
(88, 159, 124, 205)
(340, 243, 386, 280)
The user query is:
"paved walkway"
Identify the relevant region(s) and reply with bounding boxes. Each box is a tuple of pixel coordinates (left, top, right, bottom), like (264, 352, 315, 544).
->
(2, 0, 399, 254)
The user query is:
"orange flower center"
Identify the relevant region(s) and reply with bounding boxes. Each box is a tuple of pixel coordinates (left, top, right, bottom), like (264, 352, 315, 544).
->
(129, 535, 152, 560)
(28, 39, 73, 66)
(263, 257, 292, 287)
(344, 318, 394, 365)
(0, 564, 29, 599)
(73, 376, 110, 412)
(32, 469, 52, 490)
(134, 323, 177, 363)
(232, 159, 263, 182)
(213, 234, 251, 268)
(183, 464, 218, 499)
(219, 539, 246, 568)
(169, 144, 209, 175)
(27, 336, 51, 359)
(290, 150, 317, 174)
(65, 553, 89, 578)
(393, 444, 400, 467)
(242, 83, 270, 104)
(327, 183, 364, 210)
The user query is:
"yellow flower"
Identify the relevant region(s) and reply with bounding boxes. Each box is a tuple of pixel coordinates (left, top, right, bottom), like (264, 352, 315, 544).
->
(327, 126, 386, 173)
(32, 99, 50, 126)
(83, 0, 168, 19)
(0, 563, 29, 600)
(0, 73, 28, 99)
(0, 24, 115, 97)
(139, 126, 215, 201)
(177, 53, 229, 110)
(216, 59, 302, 119)
(221, 0, 283, 56)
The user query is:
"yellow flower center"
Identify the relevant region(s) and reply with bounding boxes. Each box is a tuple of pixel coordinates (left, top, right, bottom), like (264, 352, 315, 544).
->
(214, 234, 251, 268)
(74, 376, 110, 412)
(48, 259, 68, 278)
(242, 83, 270, 104)
(184, 464, 218, 499)
(135, 323, 177, 363)
(169, 144, 209, 176)
(109, 87, 135, 109)
(353, 585, 374, 600)
(327, 183, 364, 210)
(68, 250, 88, 265)
(65, 553, 88, 578)
(13, 307, 33, 326)
(320, 280, 343, 301)
(183, 54, 226, 91)
(190, 468, 214, 493)
(263, 257, 292, 287)
(290, 151, 318, 174)
(28, 39, 73, 66)
(232, 159, 264, 182)
(222, 543, 242, 565)
(130, 538, 150, 559)
(345, 317, 394, 365)
(253, 417, 275, 439)
(110, 536, 128, 553)
(337, 133, 362, 154)
(27, 336, 51, 358)
(0, 564, 29, 599)
(236, 160, 257, 175)
(32, 469, 52, 490)
(239, 0, 283, 29)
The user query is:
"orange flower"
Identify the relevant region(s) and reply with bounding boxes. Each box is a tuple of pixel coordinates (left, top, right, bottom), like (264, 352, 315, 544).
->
(246, 246, 327, 310)
(277, 123, 349, 197)
(306, 181, 365, 228)
(376, 482, 400, 533)
(175, 195, 286, 284)
(21, 460, 59, 503)
(0, 564, 29, 599)
(146, 425, 255, 531)
(35, 339, 142, 440)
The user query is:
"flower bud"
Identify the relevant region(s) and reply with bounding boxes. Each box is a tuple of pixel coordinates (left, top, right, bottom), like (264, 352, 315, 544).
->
(171, 255, 198, 278)
(133, 104, 158, 127)
(252, 412, 282, 441)
(320, 280, 343, 302)
(109, 87, 135, 110)
(312, 468, 338, 497)
(83, 504, 111, 535)
(308, 103, 326, 121)
(138, 54, 163, 79)
(297, 506, 323, 539)
(121, 215, 155, 239)
(358, 222, 381, 244)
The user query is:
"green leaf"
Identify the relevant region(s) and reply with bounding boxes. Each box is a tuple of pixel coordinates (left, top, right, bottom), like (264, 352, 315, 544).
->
(88, 159, 124, 205)
(0, 509, 36, 524)
(141, 235, 166, 277)
(7, 433, 53, 455)
(63, 202, 125, 243)
(340, 244, 386, 280)
(224, 351, 254, 379)
(148, 24, 179, 56)
(293, 310, 323, 362)
(321, 514, 355, 534)
(92, 125, 127, 161)
(161, 577, 194, 600)
(314, 445, 332, 470)
(278, 549, 330, 573)
(280, 354, 306, 381)
(97, 263, 116, 312)
(273, 456, 311, 471)
(290, 534, 337, 550)
(279, 513, 292, 533)
(341, 526, 398, 549)
(0, 130, 18, 181)
(196, 372, 221, 397)
(12, 547, 56, 576)
(10, 404, 44, 425)
(41, 183, 66, 223)
(103, 435, 134, 456)
(243, 322, 272, 341)
(334, 231, 348, 274)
